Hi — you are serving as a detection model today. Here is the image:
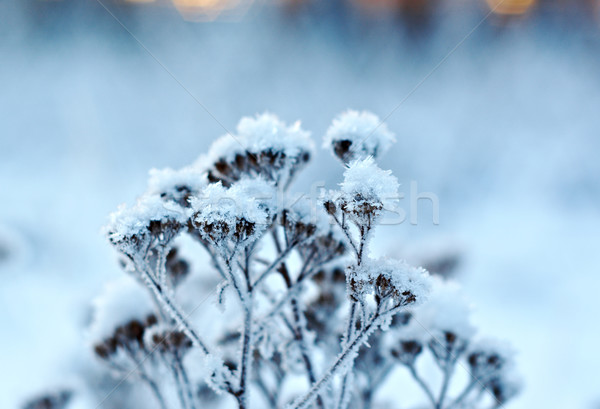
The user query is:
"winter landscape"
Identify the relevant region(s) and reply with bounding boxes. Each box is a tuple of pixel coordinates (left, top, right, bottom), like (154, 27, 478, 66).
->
(1, 1, 600, 409)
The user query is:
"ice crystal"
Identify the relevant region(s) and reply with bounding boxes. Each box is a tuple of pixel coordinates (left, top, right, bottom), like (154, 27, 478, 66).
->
(324, 110, 395, 163)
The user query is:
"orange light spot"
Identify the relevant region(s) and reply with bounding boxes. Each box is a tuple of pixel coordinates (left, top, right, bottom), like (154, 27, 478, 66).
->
(486, 0, 536, 15)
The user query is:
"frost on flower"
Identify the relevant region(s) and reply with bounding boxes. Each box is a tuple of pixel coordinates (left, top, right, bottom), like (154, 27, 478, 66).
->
(146, 165, 207, 207)
(202, 113, 313, 188)
(388, 278, 475, 368)
(22, 389, 72, 409)
(56, 112, 522, 409)
(189, 178, 276, 246)
(385, 323, 429, 367)
(327, 157, 399, 228)
(324, 110, 396, 163)
(88, 276, 156, 359)
(348, 258, 431, 306)
(414, 278, 476, 342)
(467, 338, 522, 405)
(104, 194, 187, 259)
(467, 338, 516, 379)
(279, 197, 347, 267)
(237, 112, 313, 159)
(487, 368, 523, 405)
(143, 323, 193, 354)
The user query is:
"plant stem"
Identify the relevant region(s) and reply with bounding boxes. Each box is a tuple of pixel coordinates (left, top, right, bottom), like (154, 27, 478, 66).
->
(163, 354, 189, 409)
(337, 302, 358, 409)
(174, 352, 198, 409)
(237, 248, 255, 409)
(238, 298, 253, 409)
(291, 295, 325, 409)
(140, 267, 210, 355)
(408, 365, 437, 408)
(253, 244, 296, 287)
(436, 365, 452, 409)
(290, 303, 387, 409)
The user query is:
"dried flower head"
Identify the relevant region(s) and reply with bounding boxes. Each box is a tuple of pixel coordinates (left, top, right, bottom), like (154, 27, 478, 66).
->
(487, 370, 523, 405)
(144, 324, 193, 354)
(336, 157, 399, 226)
(89, 276, 156, 357)
(189, 178, 276, 247)
(22, 389, 72, 409)
(347, 258, 431, 306)
(202, 113, 313, 188)
(147, 165, 207, 207)
(324, 110, 395, 163)
(104, 194, 187, 260)
(467, 338, 515, 381)
(416, 278, 475, 342)
(165, 247, 190, 287)
(281, 199, 347, 266)
(467, 339, 521, 405)
(279, 209, 318, 245)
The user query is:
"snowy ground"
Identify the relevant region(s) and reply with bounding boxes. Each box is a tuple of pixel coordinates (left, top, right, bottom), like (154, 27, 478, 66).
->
(1, 2, 600, 408)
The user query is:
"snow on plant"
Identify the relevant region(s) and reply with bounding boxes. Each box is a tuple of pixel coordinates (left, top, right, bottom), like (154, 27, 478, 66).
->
(323, 110, 395, 163)
(24, 112, 521, 409)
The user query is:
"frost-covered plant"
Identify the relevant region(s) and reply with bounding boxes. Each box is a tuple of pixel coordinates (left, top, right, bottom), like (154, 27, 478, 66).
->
(24, 111, 521, 409)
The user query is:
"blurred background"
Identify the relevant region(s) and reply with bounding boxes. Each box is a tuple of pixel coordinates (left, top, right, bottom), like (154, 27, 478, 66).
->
(1, 0, 599, 408)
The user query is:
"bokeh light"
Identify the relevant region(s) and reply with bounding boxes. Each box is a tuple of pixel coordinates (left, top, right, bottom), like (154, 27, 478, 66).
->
(486, 0, 536, 15)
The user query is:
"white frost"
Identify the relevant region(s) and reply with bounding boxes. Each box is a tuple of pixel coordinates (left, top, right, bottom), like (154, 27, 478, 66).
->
(340, 157, 400, 212)
(409, 277, 476, 341)
(352, 258, 432, 305)
(237, 112, 313, 158)
(146, 165, 207, 199)
(189, 178, 277, 243)
(88, 275, 155, 343)
(324, 110, 395, 162)
(205, 112, 313, 162)
(104, 194, 187, 245)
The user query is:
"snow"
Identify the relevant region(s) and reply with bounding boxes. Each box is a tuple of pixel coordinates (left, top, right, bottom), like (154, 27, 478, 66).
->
(236, 113, 314, 159)
(339, 157, 400, 212)
(205, 113, 314, 163)
(467, 337, 516, 366)
(283, 194, 335, 239)
(88, 276, 155, 344)
(408, 277, 476, 341)
(142, 322, 171, 349)
(1, 3, 600, 408)
(352, 258, 432, 305)
(146, 165, 208, 202)
(323, 110, 396, 162)
(189, 178, 276, 242)
(104, 194, 187, 248)
(467, 337, 522, 402)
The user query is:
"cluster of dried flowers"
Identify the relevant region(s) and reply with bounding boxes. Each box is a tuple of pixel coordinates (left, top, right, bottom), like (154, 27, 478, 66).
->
(24, 111, 521, 409)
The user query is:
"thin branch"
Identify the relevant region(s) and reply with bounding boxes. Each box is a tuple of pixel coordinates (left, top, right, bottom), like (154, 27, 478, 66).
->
(252, 242, 298, 288)
(223, 258, 246, 303)
(447, 368, 497, 409)
(290, 292, 325, 409)
(337, 302, 359, 409)
(139, 266, 210, 355)
(107, 360, 167, 409)
(174, 352, 198, 409)
(163, 353, 189, 409)
(330, 213, 359, 256)
(289, 301, 397, 409)
(436, 365, 453, 409)
(155, 245, 169, 293)
(408, 365, 436, 408)
(255, 373, 278, 409)
(238, 298, 253, 409)
(256, 264, 326, 329)
(238, 248, 255, 409)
